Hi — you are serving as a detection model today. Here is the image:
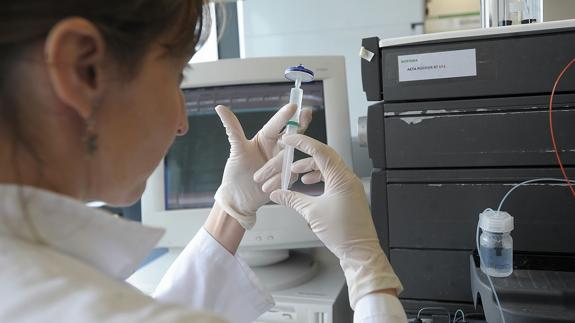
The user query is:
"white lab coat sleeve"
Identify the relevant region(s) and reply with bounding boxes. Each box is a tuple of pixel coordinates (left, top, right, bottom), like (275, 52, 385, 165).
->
(353, 293, 408, 323)
(153, 228, 275, 323)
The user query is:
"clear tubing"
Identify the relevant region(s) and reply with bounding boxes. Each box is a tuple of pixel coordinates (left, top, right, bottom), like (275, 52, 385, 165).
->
(281, 85, 303, 190)
(496, 178, 575, 213)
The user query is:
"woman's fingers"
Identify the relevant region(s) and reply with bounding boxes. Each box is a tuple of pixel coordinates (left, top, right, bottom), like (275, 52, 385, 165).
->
(254, 150, 284, 184)
(297, 108, 313, 134)
(291, 157, 317, 174)
(260, 104, 297, 139)
(261, 172, 298, 194)
(254, 149, 305, 193)
(215, 105, 247, 146)
(301, 171, 323, 184)
(255, 134, 337, 191)
(291, 157, 322, 184)
(282, 134, 343, 175)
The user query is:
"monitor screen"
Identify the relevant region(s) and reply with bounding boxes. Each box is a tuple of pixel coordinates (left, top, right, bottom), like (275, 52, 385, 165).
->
(164, 81, 327, 210)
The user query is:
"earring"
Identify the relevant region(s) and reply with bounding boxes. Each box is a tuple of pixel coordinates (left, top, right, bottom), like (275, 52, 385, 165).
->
(84, 115, 98, 159)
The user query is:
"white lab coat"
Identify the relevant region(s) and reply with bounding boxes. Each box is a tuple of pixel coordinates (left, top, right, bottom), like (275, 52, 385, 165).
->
(0, 185, 406, 323)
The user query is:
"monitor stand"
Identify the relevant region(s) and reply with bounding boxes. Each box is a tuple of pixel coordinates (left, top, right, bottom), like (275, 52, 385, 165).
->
(248, 250, 319, 291)
(128, 248, 320, 294)
(239, 249, 291, 266)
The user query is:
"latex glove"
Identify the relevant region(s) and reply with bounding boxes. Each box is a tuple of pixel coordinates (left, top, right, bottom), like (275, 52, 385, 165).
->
(262, 134, 403, 309)
(214, 105, 311, 230)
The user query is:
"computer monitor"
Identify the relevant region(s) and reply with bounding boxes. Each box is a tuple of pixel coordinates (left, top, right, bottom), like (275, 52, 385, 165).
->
(141, 56, 352, 257)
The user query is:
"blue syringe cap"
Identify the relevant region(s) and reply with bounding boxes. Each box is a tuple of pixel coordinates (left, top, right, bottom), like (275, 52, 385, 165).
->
(284, 64, 314, 83)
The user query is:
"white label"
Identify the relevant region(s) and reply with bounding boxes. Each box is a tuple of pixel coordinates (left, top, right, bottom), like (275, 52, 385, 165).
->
(398, 49, 477, 82)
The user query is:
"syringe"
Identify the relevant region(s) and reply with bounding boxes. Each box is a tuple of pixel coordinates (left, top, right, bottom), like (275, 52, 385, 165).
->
(281, 65, 314, 191)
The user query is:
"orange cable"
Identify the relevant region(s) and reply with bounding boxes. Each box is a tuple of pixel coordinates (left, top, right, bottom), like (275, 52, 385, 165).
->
(549, 57, 575, 198)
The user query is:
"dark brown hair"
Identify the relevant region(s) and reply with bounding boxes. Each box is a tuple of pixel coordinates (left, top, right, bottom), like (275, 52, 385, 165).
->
(0, 0, 210, 157)
(0, 0, 209, 74)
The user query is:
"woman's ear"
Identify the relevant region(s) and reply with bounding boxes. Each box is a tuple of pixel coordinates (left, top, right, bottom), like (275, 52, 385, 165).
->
(44, 17, 106, 119)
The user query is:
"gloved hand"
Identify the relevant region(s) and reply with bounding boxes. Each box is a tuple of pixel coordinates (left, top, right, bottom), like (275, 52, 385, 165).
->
(259, 134, 403, 309)
(214, 104, 311, 230)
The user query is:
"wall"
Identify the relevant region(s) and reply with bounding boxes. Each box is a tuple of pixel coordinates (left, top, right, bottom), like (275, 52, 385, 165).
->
(240, 0, 425, 176)
(426, 0, 479, 17)
(544, 0, 575, 21)
(425, 0, 480, 33)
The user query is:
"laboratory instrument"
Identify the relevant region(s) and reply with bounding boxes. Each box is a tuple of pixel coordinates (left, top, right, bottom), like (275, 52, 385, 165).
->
(281, 64, 314, 191)
(361, 20, 575, 321)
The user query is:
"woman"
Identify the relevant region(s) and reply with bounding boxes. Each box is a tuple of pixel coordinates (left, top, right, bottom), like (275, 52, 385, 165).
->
(0, 1, 406, 322)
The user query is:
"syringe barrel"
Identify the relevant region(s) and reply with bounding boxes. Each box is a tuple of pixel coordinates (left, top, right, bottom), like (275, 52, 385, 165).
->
(285, 124, 298, 136)
(281, 124, 298, 191)
(281, 87, 303, 191)
(281, 146, 295, 191)
(289, 87, 304, 122)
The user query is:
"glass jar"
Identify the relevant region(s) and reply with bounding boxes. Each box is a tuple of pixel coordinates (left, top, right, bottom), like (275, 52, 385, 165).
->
(480, 230, 513, 277)
(478, 209, 514, 277)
